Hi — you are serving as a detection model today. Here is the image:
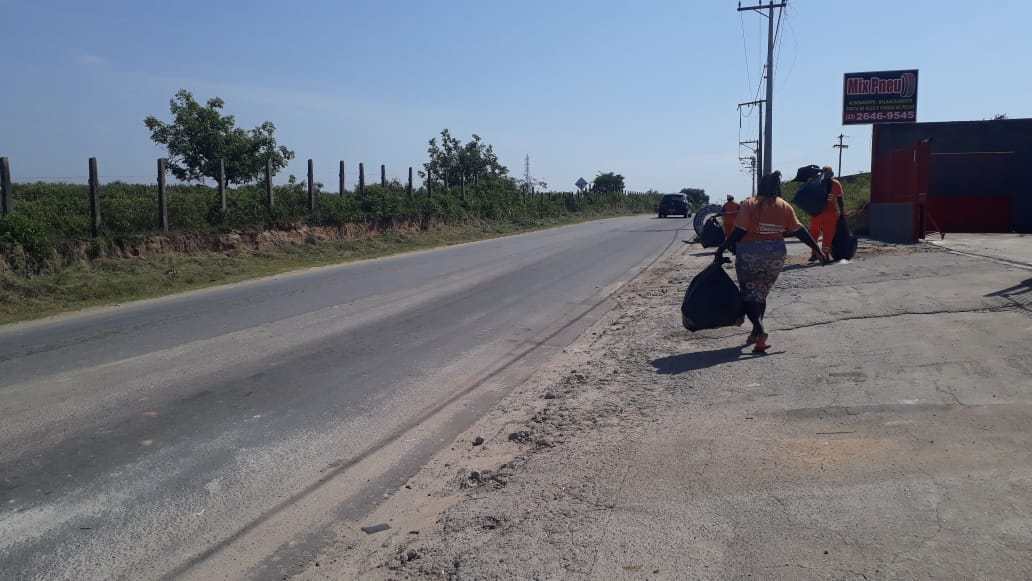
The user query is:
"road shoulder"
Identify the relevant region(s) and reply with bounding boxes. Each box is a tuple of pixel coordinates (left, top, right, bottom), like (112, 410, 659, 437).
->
(299, 239, 1032, 580)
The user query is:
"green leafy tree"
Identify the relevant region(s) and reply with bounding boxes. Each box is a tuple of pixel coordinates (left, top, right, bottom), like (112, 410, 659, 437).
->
(422, 129, 509, 188)
(592, 172, 625, 193)
(679, 187, 708, 210)
(144, 89, 295, 185)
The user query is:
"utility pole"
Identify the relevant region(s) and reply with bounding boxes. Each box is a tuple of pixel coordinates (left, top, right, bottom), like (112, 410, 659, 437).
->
(738, 99, 765, 193)
(738, 156, 757, 196)
(738, 1, 786, 177)
(833, 133, 849, 177)
(523, 154, 532, 194)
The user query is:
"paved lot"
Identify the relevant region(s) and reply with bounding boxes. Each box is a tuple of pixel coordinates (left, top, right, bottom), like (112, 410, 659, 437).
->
(0, 216, 690, 580)
(338, 237, 1032, 580)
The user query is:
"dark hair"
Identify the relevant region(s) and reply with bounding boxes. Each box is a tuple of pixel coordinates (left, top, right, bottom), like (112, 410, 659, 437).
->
(757, 171, 782, 198)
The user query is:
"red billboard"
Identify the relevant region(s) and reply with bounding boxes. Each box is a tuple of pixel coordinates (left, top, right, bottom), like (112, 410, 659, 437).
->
(843, 69, 918, 125)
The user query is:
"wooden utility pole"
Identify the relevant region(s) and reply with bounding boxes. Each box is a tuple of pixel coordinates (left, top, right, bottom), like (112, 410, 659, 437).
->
(738, 99, 764, 192)
(157, 158, 168, 232)
(833, 134, 849, 177)
(380, 164, 387, 188)
(88, 157, 100, 237)
(358, 163, 365, 195)
(738, 1, 786, 176)
(265, 159, 273, 208)
(218, 159, 227, 212)
(307, 159, 316, 211)
(407, 167, 413, 197)
(0, 157, 11, 215)
(339, 161, 346, 195)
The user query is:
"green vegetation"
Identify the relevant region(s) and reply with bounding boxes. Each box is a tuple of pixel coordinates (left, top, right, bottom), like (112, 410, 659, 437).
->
(0, 111, 662, 323)
(679, 188, 709, 212)
(783, 173, 871, 232)
(144, 90, 295, 184)
(592, 172, 625, 193)
(0, 210, 652, 325)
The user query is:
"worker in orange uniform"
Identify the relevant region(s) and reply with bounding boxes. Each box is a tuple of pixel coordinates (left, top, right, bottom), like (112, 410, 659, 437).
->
(721, 195, 741, 255)
(721, 194, 740, 239)
(809, 166, 845, 262)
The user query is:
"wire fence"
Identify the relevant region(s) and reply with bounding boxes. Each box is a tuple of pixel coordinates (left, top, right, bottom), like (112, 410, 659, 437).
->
(0, 156, 663, 265)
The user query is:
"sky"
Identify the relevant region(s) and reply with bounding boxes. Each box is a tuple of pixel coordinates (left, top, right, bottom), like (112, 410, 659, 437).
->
(2, 0, 1031, 197)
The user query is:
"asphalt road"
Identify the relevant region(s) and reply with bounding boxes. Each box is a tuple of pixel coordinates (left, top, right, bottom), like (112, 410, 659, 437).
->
(0, 215, 690, 580)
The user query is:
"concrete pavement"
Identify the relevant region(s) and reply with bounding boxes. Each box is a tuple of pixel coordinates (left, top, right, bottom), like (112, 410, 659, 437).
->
(0, 215, 690, 580)
(347, 237, 1032, 579)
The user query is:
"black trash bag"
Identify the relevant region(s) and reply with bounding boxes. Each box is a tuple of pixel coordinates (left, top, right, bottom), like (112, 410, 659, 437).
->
(793, 164, 822, 183)
(793, 178, 828, 217)
(699, 216, 725, 248)
(831, 214, 858, 261)
(681, 261, 746, 332)
(757, 171, 782, 197)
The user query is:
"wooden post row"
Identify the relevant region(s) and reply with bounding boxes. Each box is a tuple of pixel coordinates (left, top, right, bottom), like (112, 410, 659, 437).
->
(88, 157, 100, 237)
(218, 159, 226, 212)
(157, 158, 168, 232)
(0, 157, 11, 215)
(307, 158, 315, 212)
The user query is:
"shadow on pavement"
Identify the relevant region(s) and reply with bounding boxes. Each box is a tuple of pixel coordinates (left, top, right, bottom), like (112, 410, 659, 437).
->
(986, 278, 1032, 298)
(652, 344, 774, 374)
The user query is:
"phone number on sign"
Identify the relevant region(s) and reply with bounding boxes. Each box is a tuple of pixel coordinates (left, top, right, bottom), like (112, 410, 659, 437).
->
(844, 110, 916, 122)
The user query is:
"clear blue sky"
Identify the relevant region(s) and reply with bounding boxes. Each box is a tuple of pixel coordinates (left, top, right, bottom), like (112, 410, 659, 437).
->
(2, 0, 1030, 197)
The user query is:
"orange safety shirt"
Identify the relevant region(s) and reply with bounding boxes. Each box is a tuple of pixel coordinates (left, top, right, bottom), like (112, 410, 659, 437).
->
(734, 196, 803, 243)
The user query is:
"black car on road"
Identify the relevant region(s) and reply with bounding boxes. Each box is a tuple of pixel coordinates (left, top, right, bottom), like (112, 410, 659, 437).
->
(657, 193, 690, 218)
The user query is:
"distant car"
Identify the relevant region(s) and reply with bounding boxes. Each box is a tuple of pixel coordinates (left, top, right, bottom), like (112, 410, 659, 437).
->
(657, 194, 690, 218)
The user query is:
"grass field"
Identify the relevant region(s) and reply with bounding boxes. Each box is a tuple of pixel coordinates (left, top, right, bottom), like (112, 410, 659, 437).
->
(0, 209, 647, 325)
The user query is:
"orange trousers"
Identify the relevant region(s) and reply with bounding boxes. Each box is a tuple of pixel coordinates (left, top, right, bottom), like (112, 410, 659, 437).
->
(723, 215, 737, 239)
(809, 211, 838, 253)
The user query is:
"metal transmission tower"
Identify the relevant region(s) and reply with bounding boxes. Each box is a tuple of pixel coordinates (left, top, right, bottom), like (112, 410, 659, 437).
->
(738, 0, 786, 177)
(833, 134, 849, 177)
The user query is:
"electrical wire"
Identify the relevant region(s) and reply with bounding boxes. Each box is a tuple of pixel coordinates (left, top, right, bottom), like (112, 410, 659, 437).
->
(738, 13, 754, 94)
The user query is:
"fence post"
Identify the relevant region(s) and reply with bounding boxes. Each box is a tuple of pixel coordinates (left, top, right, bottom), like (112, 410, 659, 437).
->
(307, 158, 315, 212)
(0, 157, 11, 215)
(358, 163, 365, 195)
(339, 161, 345, 196)
(218, 159, 226, 213)
(157, 158, 168, 232)
(407, 167, 413, 197)
(380, 164, 386, 188)
(88, 157, 100, 237)
(265, 159, 273, 208)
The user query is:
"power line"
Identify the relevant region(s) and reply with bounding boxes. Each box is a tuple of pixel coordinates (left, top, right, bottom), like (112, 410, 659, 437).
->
(738, 13, 753, 93)
(737, 1, 788, 177)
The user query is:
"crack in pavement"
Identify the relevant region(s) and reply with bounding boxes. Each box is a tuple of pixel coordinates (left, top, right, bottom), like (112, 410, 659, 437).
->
(773, 304, 1028, 333)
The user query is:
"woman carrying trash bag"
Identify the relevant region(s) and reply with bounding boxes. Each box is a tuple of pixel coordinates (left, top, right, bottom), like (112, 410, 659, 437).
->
(714, 171, 829, 353)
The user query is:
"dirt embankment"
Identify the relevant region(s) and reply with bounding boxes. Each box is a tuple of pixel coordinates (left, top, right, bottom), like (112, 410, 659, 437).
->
(0, 219, 443, 275)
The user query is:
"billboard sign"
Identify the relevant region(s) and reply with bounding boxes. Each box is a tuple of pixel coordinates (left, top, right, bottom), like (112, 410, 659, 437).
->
(843, 69, 918, 125)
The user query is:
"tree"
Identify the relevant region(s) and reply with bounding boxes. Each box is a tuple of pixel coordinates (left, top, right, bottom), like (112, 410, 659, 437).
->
(679, 187, 708, 210)
(144, 89, 295, 185)
(422, 129, 509, 188)
(592, 172, 625, 193)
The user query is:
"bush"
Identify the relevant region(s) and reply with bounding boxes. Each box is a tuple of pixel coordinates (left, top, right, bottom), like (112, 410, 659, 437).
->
(1, 178, 662, 268)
